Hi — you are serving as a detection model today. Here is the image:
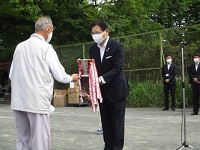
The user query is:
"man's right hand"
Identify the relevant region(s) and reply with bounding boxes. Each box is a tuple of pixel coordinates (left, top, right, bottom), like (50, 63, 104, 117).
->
(71, 74, 79, 82)
(165, 79, 170, 83)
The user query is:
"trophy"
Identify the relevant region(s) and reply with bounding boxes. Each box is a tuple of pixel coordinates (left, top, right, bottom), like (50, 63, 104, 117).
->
(77, 58, 103, 112)
(78, 59, 90, 87)
(80, 59, 90, 77)
(77, 59, 90, 100)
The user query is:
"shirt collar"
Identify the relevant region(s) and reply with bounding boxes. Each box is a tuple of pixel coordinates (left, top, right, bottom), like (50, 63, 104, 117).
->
(31, 33, 46, 41)
(97, 36, 109, 48)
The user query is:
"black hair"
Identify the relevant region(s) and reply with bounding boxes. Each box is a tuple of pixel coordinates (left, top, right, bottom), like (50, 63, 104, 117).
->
(165, 54, 172, 58)
(91, 19, 108, 31)
(193, 53, 200, 57)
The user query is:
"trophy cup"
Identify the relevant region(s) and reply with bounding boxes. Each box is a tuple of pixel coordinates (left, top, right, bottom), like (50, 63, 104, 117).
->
(78, 59, 90, 87)
(78, 59, 103, 133)
(80, 59, 89, 77)
(77, 58, 102, 112)
(77, 59, 90, 100)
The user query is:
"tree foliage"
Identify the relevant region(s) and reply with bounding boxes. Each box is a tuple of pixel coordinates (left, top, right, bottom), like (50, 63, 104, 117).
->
(0, 0, 199, 62)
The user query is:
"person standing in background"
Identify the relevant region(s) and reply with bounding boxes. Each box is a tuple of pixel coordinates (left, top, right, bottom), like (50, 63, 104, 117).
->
(188, 53, 200, 115)
(89, 19, 129, 150)
(9, 16, 79, 150)
(162, 54, 177, 111)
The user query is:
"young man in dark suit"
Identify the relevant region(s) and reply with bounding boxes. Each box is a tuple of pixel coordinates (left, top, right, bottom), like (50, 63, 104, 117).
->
(188, 53, 200, 115)
(89, 19, 129, 150)
(162, 54, 177, 111)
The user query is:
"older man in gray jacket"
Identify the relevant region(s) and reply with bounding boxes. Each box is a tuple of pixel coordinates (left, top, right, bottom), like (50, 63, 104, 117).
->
(9, 16, 79, 150)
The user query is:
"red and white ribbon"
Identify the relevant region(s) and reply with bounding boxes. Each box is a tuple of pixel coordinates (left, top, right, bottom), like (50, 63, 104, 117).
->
(77, 59, 103, 112)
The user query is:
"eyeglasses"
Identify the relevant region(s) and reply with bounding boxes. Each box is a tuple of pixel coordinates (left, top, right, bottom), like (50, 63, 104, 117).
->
(91, 30, 107, 35)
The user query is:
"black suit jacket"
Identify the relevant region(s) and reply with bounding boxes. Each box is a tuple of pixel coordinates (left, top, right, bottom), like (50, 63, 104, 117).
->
(188, 63, 200, 85)
(162, 63, 177, 85)
(89, 38, 129, 102)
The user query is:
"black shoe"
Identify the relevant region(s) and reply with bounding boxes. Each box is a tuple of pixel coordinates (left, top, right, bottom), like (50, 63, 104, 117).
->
(162, 108, 169, 111)
(172, 107, 175, 111)
(191, 112, 198, 115)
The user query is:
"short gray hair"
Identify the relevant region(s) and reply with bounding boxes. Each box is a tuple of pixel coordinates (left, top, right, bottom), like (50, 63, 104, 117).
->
(35, 16, 53, 31)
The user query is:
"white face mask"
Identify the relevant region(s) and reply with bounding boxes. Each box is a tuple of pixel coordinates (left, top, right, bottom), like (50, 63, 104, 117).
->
(92, 32, 107, 44)
(46, 31, 53, 43)
(166, 59, 172, 63)
(194, 58, 199, 63)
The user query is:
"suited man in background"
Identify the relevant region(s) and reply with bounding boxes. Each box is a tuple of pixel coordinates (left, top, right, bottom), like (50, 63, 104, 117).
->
(162, 54, 177, 111)
(188, 53, 200, 115)
(89, 19, 129, 150)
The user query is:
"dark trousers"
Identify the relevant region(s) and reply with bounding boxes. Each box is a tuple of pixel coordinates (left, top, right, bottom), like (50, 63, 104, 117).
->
(164, 84, 176, 109)
(99, 98, 125, 150)
(191, 83, 200, 113)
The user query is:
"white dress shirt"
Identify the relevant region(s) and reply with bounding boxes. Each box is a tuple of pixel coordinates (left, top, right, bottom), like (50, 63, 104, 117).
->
(97, 36, 109, 84)
(167, 63, 171, 70)
(195, 63, 199, 71)
(97, 36, 109, 62)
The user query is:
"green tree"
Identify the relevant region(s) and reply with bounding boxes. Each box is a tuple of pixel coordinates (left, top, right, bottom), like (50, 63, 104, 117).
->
(151, 0, 200, 28)
(0, 0, 98, 62)
(0, 0, 200, 63)
(95, 0, 163, 37)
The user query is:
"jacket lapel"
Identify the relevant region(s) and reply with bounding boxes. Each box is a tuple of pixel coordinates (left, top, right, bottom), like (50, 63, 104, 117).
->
(168, 64, 172, 72)
(101, 39, 112, 70)
(102, 47, 111, 63)
(92, 46, 101, 72)
(194, 64, 197, 72)
(165, 64, 168, 72)
(197, 64, 200, 72)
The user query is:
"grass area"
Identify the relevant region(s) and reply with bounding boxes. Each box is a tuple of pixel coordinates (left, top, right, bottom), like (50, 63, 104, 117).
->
(126, 79, 193, 108)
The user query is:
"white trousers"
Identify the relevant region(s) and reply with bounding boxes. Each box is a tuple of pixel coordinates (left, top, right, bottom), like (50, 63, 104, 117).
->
(13, 110, 50, 150)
